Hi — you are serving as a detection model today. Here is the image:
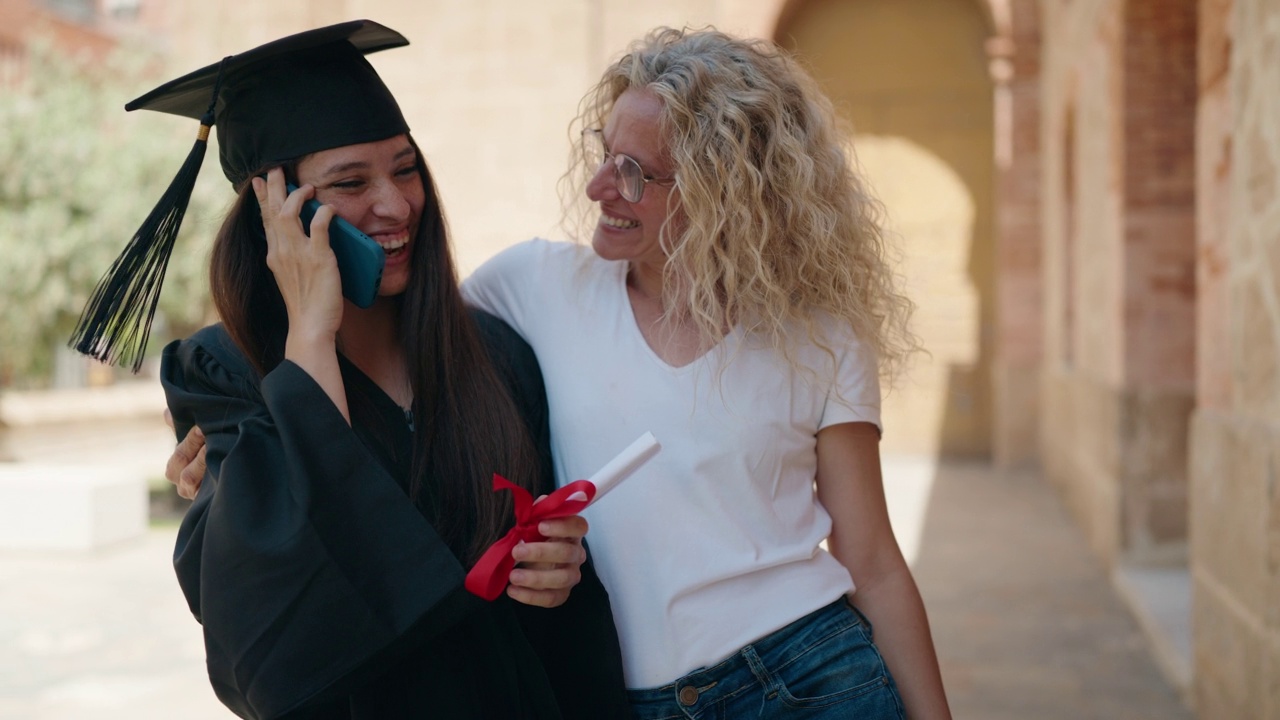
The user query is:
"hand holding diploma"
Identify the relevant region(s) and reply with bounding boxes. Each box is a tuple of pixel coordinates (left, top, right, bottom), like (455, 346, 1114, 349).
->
(466, 432, 661, 601)
(503, 513, 590, 608)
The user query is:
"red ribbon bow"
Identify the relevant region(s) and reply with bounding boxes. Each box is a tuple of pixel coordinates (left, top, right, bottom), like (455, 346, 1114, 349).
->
(464, 474, 596, 601)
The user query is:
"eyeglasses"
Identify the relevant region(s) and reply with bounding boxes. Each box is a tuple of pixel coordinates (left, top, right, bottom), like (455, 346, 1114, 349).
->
(582, 128, 675, 203)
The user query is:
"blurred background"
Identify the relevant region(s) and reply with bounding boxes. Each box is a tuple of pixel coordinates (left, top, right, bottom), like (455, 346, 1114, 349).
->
(0, 0, 1275, 718)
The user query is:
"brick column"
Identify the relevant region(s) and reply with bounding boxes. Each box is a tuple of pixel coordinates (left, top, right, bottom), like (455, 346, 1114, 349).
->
(992, 0, 1043, 469)
(1115, 0, 1198, 563)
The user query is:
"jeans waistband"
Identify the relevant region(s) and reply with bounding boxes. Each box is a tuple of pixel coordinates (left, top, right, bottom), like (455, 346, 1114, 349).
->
(627, 595, 856, 707)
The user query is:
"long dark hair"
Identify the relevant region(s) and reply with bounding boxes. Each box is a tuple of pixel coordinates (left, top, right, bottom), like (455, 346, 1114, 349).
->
(209, 138, 538, 564)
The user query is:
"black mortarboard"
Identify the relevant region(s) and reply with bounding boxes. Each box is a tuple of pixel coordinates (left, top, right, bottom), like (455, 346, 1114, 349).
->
(70, 19, 411, 371)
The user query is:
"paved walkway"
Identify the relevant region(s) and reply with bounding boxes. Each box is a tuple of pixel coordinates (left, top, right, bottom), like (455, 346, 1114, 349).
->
(907, 461, 1193, 720)
(0, 414, 1194, 719)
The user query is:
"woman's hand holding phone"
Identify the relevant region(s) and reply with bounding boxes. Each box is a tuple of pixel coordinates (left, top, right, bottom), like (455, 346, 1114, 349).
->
(253, 169, 344, 344)
(253, 168, 351, 422)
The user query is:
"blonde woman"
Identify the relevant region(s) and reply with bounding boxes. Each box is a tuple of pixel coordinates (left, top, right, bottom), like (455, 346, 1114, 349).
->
(169, 26, 951, 720)
(464, 27, 950, 720)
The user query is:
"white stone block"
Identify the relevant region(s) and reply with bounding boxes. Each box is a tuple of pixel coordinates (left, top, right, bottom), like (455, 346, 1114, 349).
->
(0, 465, 148, 551)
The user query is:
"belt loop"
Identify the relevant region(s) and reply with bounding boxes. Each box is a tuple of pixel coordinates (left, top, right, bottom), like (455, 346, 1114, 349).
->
(742, 644, 777, 693)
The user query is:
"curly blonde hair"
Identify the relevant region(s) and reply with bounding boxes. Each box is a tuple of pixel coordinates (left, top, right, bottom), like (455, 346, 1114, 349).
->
(563, 27, 918, 384)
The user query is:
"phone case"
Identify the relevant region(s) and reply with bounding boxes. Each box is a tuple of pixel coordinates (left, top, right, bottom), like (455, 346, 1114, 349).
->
(287, 183, 385, 308)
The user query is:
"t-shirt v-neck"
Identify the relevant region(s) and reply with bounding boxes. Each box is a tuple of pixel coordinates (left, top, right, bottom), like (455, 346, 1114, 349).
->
(615, 263, 735, 374)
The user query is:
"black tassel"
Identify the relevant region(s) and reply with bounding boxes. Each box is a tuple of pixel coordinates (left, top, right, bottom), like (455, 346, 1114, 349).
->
(68, 125, 209, 372)
(69, 59, 227, 373)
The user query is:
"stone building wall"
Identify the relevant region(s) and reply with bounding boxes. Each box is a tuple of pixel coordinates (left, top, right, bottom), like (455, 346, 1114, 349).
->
(1040, 0, 1278, 714)
(1039, 0, 1197, 568)
(1189, 0, 1280, 716)
(1040, 0, 1129, 564)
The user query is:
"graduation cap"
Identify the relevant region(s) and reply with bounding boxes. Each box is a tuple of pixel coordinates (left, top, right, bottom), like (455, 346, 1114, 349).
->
(70, 19, 411, 371)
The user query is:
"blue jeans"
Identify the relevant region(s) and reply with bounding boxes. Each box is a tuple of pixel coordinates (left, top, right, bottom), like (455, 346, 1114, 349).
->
(626, 597, 905, 719)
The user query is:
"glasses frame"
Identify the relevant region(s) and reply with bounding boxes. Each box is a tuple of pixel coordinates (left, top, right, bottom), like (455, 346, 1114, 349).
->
(582, 128, 675, 203)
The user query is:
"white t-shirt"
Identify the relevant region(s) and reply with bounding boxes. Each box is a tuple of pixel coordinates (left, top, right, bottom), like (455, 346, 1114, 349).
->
(462, 239, 881, 689)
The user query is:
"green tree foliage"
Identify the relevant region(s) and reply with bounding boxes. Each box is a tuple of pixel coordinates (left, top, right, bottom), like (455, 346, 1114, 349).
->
(0, 39, 223, 387)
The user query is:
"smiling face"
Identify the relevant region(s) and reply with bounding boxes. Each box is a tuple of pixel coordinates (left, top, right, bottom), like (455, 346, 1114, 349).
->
(295, 134, 425, 297)
(586, 88, 683, 291)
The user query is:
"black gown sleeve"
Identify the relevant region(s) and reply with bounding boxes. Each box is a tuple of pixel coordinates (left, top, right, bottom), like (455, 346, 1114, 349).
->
(471, 311, 631, 719)
(161, 325, 472, 720)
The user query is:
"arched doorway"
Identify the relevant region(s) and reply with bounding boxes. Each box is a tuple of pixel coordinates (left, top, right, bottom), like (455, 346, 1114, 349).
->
(777, 0, 996, 457)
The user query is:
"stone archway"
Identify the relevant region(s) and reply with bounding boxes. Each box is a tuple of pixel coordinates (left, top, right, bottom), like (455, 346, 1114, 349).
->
(774, 0, 999, 457)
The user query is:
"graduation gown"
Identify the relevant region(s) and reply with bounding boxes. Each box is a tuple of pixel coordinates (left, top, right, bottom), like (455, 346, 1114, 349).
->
(160, 313, 628, 720)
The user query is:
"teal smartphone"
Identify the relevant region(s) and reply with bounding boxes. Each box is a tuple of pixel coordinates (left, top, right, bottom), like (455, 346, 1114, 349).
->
(286, 183, 384, 308)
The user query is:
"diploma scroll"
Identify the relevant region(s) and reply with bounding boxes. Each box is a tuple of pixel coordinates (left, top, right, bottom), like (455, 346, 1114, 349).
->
(564, 431, 661, 506)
